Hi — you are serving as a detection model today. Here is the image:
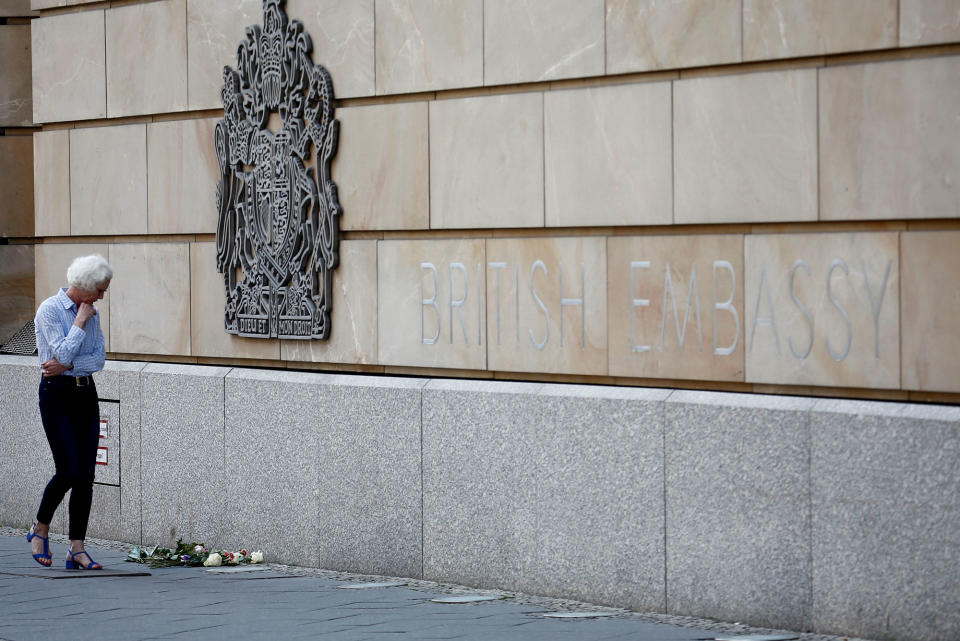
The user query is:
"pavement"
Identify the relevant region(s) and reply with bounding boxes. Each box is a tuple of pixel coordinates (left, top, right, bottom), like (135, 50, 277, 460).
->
(0, 528, 866, 641)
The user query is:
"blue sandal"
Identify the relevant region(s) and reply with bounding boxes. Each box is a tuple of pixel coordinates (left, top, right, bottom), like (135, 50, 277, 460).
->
(65, 549, 102, 570)
(26, 523, 52, 567)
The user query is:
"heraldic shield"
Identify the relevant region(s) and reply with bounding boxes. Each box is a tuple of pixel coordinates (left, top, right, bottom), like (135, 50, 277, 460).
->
(215, 0, 341, 340)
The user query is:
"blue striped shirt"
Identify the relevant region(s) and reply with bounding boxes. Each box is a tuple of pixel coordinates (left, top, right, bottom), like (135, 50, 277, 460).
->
(34, 288, 106, 377)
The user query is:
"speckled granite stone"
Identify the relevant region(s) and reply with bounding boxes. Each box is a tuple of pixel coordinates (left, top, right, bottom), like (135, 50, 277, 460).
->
(140, 363, 230, 547)
(664, 390, 815, 630)
(116, 361, 146, 544)
(0, 355, 51, 530)
(224, 369, 424, 576)
(422, 379, 670, 611)
(810, 398, 960, 641)
(85, 483, 120, 541)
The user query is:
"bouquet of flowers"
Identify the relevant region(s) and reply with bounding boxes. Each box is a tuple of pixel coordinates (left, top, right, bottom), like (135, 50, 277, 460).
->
(126, 539, 264, 568)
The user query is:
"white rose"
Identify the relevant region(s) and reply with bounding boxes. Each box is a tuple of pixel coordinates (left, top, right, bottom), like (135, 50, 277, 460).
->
(203, 553, 222, 567)
(195, 545, 204, 554)
(250, 551, 264, 564)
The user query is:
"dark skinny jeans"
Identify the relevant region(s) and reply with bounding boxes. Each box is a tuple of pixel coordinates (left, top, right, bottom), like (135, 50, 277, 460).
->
(36, 376, 100, 541)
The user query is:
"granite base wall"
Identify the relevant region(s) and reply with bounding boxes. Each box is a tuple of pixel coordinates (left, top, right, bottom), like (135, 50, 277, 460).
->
(1, 354, 957, 641)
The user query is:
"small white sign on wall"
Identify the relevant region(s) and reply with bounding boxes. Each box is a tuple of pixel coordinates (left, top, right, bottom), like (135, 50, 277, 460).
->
(99, 418, 108, 438)
(96, 446, 108, 466)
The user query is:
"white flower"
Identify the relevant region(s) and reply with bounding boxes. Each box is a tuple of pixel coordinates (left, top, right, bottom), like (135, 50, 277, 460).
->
(250, 551, 264, 564)
(203, 553, 222, 567)
(195, 545, 204, 554)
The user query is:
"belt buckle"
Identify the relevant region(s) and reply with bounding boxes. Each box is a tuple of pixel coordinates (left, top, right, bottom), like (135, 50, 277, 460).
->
(75, 375, 92, 387)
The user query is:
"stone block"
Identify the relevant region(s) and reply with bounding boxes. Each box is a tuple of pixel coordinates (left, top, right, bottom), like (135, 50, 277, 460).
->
(820, 57, 960, 220)
(545, 82, 671, 227)
(430, 93, 543, 229)
(0, 355, 50, 530)
(608, 235, 744, 381)
(901, 231, 960, 392)
(117, 360, 146, 544)
(31, 10, 105, 123)
(744, 233, 899, 389)
(665, 390, 815, 630)
(900, 0, 960, 46)
(109, 243, 190, 356)
(374, 0, 482, 94)
(810, 399, 960, 641)
(106, 0, 187, 117)
(378, 238, 486, 370)
(743, 0, 896, 60)
(186, 0, 261, 110)
(484, 0, 603, 85)
(34, 243, 111, 353)
(86, 483, 120, 542)
(606, 0, 740, 74)
(280, 240, 378, 364)
(33, 130, 70, 237)
(0, 135, 33, 237)
(0, 25, 32, 126)
(0, 245, 33, 347)
(93, 401, 119, 486)
(286, 0, 375, 99)
(70, 125, 147, 236)
(0, 1, 34, 16)
(147, 118, 219, 235)
(674, 69, 818, 224)
(31, 0, 91, 8)
(423, 379, 669, 610)
(334, 101, 428, 231)
(140, 363, 229, 547)
(224, 369, 424, 576)
(189, 242, 280, 360)
(486, 237, 607, 375)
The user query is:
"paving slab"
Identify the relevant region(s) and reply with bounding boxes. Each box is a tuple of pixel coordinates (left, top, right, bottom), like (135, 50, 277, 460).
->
(0, 528, 877, 641)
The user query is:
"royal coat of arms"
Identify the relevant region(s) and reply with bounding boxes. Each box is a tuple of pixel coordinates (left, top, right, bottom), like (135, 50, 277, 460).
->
(215, 0, 340, 339)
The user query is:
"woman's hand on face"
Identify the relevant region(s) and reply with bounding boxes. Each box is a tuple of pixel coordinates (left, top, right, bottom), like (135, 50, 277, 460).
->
(41, 358, 70, 377)
(75, 302, 96, 327)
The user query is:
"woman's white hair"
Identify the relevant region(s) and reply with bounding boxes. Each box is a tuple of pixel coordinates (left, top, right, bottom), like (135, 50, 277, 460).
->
(67, 254, 113, 292)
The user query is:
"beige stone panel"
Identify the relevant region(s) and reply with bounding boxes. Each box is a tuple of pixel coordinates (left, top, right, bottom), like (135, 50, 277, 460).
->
(377, 238, 486, 370)
(674, 69, 818, 225)
(486, 237, 607, 375)
(545, 82, 671, 228)
(189, 242, 279, 360)
(608, 235, 743, 381)
(31, 0, 93, 8)
(334, 102, 428, 230)
(375, 0, 482, 94)
(109, 243, 190, 356)
(34, 130, 70, 237)
(606, 0, 740, 74)
(744, 233, 899, 389)
(900, 0, 960, 46)
(187, 0, 261, 110)
(70, 125, 147, 236)
(286, 0, 375, 99)
(0, 25, 32, 126)
(484, 0, 603, 85)
(148, 118, 219, 235)
(430, 92, 542, 229)
(901, 232, 960, 392)
(1, 1, 34, 16)
(280, 240, 377, 364)
(34, 243, 111, 352)
(31, 10, 106, 123)
(106, 0, 187, 117)
(0, 245, 34, 345)
(743, 0, 896, 61)
(820, 57, 960, 221)
(0, 135, 33, 237)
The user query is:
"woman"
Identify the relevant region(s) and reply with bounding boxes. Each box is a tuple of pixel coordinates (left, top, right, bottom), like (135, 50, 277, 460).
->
(27, 254, 112, 570)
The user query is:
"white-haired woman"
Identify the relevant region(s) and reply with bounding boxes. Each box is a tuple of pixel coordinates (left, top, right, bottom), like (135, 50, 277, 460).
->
(27, 254, 112, 570)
